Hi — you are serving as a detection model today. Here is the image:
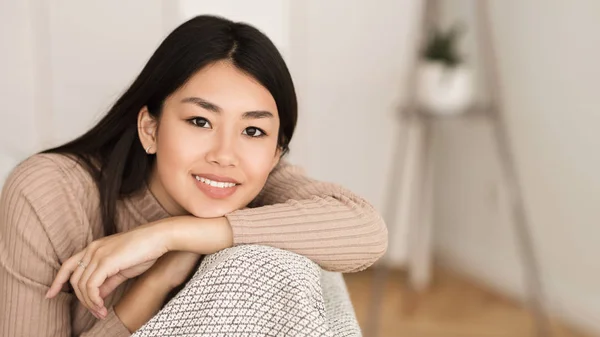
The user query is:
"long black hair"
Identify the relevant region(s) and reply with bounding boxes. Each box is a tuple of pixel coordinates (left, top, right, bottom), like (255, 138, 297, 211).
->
(42, 15, 298, 236)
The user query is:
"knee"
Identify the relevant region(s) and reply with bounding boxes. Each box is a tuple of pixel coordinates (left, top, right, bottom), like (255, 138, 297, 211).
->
(232, 245, 319, 276)
(203, 245, 322, 286)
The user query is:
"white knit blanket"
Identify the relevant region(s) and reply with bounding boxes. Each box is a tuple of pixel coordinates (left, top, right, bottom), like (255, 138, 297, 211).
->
(132, 245, 362, 337)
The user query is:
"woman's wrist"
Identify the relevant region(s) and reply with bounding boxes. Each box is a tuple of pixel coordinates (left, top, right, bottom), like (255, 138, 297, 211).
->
(165, 216, 233, 254)
(142, 251, 203, 290)
(114, 274, 171, 333)
(138, 268, 179, 292)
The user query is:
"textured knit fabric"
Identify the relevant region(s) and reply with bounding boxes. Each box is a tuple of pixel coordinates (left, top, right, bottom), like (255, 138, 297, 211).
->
(0, 153, 386, 336)
(132, 245, 361, 337)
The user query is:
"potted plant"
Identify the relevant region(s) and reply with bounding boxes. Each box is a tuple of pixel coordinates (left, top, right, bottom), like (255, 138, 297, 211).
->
(416, 23, 473, 115)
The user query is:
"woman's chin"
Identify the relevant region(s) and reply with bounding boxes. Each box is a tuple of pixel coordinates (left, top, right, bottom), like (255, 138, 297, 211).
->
(188, 204, 239, 219)
(183, 193, 254, 218)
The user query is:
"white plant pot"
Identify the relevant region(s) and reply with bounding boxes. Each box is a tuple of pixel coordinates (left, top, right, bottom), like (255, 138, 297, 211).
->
(416, 61, 474, 115)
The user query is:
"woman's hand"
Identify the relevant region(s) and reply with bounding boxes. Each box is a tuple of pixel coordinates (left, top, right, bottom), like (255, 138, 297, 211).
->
(45, 216, 232, 319)
(45, 219, 173, 317)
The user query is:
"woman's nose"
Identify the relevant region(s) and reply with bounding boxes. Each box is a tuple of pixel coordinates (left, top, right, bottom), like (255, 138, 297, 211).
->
(205, 132, 238, 167)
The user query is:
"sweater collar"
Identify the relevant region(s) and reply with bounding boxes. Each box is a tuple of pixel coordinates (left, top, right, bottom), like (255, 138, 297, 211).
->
(123, 183, 171, 230)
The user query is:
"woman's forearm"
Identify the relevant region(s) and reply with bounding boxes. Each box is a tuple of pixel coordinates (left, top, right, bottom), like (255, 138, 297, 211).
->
(113, 275, 171, 333)
(166, 216, 233, 254)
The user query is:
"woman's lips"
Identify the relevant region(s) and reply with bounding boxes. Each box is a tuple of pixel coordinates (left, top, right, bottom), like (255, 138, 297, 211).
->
(192, 174, 239, 199)
(193, 173, 240, 184)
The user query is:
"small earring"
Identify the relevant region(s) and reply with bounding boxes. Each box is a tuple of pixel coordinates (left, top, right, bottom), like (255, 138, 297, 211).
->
(145, 145, 153, 154)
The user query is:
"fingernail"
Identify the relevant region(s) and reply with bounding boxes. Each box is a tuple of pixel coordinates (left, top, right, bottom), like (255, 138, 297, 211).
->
(99, 307, 108, 317)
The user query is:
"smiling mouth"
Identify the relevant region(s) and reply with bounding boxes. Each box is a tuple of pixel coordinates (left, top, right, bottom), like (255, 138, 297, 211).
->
(193, 175, 239, 188)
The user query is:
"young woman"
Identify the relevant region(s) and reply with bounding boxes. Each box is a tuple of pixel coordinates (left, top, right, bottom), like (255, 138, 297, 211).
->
(0, 15, 387, 336)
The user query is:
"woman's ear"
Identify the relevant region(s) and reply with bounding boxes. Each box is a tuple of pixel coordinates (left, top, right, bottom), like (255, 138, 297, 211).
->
(137, 106, 158, 154)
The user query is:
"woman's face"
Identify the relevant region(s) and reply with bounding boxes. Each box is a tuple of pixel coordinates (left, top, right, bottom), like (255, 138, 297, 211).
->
(139, 60, 281, 217)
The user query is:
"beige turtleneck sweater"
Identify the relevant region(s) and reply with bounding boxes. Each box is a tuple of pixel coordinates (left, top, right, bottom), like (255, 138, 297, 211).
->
(0, 153, 387, 337)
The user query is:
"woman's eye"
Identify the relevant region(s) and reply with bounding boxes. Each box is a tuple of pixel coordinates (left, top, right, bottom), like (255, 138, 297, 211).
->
(243, 127, 265, 137)
(189, 117, 211, 128)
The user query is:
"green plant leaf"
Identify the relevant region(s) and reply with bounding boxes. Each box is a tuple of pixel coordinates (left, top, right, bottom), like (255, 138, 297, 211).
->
(422, 23, 465, 68)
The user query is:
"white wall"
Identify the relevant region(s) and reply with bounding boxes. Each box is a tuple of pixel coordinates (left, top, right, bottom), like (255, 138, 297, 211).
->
(0, 1, 40, 185)
(0, 0, 167, 189)
(47, 1, 166, 146)
(434, 1, 600, 334)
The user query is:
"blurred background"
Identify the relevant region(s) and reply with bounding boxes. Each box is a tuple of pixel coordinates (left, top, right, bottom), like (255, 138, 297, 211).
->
(1, 1, 598, 336)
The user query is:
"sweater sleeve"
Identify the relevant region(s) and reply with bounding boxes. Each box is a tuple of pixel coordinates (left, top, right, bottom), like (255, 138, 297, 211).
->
(0, 155, 131, 337)
(225, 160, 388, 273)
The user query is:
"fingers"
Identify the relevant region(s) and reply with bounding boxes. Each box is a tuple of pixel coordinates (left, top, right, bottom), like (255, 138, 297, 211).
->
(70, 263, 92, 314)
(82, 262, 110, 311)
(75, 251, 110, 319)
(78, 260, 103, 311)
(70, 252, 107, 319)
(46, 251, 85, 298)
(47, 248, 108, 319)
(47, 231, 164, 320)
(99, 273, 127, 299)
(73, 251, 93, 308)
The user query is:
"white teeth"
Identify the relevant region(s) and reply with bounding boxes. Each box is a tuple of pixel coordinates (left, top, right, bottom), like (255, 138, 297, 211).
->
(194, 175, 237, 188)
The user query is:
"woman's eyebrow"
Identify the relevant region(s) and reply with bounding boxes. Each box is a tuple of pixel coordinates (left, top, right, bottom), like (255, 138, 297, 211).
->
(181, 96, 274, 119)
(242, 110, 274, 119)
(181, 97, 221, 113)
